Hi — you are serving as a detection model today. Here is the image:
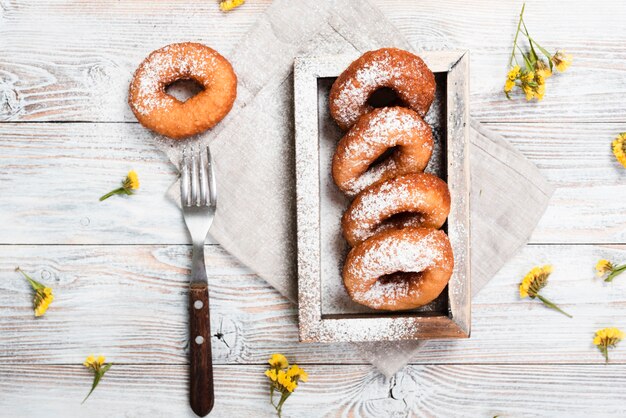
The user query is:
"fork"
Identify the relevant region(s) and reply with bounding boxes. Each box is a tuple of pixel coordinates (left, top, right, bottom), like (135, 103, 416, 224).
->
(180, 145, 217, 417)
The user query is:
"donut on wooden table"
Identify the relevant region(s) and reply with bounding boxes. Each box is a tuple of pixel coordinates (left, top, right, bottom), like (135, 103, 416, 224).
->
(342, 172, 451, 247)
(329, 48, 436, 131)
(129, 42, 237, 139)
(343, 227, 454, 311)
(332, 106, 433, 197)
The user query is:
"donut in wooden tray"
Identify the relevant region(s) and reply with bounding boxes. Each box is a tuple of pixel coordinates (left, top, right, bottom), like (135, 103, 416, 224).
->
(329, 47, 436, 131)
(332, 107, 434, 197)
(129, 42, 237, 139)
(342, 172, 451, 247)
(342, 227, 454, 311)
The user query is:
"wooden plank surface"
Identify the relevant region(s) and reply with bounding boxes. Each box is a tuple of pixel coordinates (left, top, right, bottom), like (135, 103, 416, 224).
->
(2, 0, 626, 123)
(2, 243, 625, 365)
(2, 0, 626, 416)
(0, 122, 624, 245)
(1, 364, 625, 417)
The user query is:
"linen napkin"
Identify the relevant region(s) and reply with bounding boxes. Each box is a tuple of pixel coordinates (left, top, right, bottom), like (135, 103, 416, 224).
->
(158, 0, 555, 376)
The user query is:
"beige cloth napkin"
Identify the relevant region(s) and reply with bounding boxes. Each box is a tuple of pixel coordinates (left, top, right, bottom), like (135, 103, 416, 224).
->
(158, 0, 554, 376)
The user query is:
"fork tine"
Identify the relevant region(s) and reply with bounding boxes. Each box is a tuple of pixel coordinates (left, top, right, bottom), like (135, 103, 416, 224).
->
(198, 147, 208, 206)
(190, 146, 199, 206)
(180, 147, 190, 207)
(206, 145, 217, 206)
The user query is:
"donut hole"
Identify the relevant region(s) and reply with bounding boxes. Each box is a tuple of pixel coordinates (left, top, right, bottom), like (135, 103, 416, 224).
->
(377, 212, 425, 234)
(368, 87, 405, 108)
(165, 78, 205, 102)
(378, 271, 423, 285)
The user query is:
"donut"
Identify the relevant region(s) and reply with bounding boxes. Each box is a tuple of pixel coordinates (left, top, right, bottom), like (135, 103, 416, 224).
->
(342, 172, 450, 247)
(129, 42, 237, 139)
(332, 107, 433, 196)
(343, 227, 454, 311)
(329, 48, 436, 131)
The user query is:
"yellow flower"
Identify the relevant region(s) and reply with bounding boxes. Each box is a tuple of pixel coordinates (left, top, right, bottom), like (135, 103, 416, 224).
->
(519, 265, 552, 298)
(124, 170, 140, 190)
(595, 257, 626, 282)
(82, 355, 112, 403)
(551, 50, 572, 72)
(268, 353, 289, 369)
(219, 0, 245, 12)
(596, 259, 614, 277)
(16, 267, 54, 317)
(504, 78, 515, 93)
(613, 133, 626, 169)
(593, 328, 624, 363)
(100, 170, 140, 201)
(83, 354, 106, 371)
(277, 370, 297, 393)
(519, 265, 571, 317)
(286, 364, 308, 383)
(265, 368, 278, 382)
(534, 60, 552, 81)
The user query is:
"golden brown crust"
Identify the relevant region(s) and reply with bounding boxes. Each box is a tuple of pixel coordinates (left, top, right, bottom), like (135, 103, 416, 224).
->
(342, 227, 454, 311)
(341, 172, 451, 247)
(329, 48, 436, 131)
(332, 107, 433, 196)
(128, 42, 237, 139)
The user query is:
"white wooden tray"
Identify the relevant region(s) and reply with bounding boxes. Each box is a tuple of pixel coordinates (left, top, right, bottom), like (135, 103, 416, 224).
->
(294, 51, 471, 343)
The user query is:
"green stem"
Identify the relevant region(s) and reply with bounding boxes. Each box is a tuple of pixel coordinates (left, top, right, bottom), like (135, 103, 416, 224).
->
(602, 344, 609, 363)
(536, 294, 572, 318)
(99, 187, 125, 201)
(16, 267, 44, 290)
(605, 265, 626, 282)
(509, 3, 526, 67)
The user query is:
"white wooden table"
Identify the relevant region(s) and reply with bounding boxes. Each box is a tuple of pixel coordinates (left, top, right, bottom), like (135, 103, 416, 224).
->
(1, 1, 626, 416)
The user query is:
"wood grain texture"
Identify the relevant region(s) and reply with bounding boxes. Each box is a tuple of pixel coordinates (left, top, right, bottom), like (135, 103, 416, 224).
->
(1, 363, 626, 417)
(2, 243, 626, 365)
(188, 283, 214, 416)
(1, 122, 624, 245)
(2, 1, 626, 122)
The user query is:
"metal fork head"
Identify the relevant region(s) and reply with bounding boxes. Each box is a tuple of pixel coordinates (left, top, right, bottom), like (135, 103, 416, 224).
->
(180, 145, 217, 244)
(181, 145, 217, 208)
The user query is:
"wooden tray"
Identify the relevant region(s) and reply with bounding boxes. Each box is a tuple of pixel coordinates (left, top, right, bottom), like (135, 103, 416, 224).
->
(294, 51, 471, 343)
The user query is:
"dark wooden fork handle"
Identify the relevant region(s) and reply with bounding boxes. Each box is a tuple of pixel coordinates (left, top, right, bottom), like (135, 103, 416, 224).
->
(189, 282, 214, 416)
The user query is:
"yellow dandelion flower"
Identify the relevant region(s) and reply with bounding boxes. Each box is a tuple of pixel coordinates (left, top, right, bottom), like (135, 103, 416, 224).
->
(219, 0, 245, 12)
(535, 60, 552, 80)
(125, 170, 140, 190)
(268, 353, 289, 369)
(551, 50, 572, 72)
(593, 328, 624, 363)
(100, 170, 140, 201)
(16, 267, 54, 317)
(504, 79, 515, 93)
(286, 364, 309, 383)
(596, 259, 614, 277)
(265, 369, 278, 382)
(595, 257, 626, 282)
(612, 133, 626, 169)
(82, 355, 112, 403)
(519, 265, 571, 317)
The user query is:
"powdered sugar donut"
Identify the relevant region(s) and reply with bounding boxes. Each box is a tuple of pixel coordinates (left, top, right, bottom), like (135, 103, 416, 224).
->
(342, 173, 450, 247)
(329, 48, 436, 131)
(129, 42, 237, 139)
(332, 107, 433, 197)
(343, 227, 454, 311)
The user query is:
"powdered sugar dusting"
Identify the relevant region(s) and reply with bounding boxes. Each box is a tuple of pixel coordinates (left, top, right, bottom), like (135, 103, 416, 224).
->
(348, 231, 446, 308)
(131, 44, 217, 116)
(339, 107, 432, 195)
(334, 54, 399, 126)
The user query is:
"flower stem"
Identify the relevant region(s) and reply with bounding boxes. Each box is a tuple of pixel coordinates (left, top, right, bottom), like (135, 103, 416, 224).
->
(537, 294, 572, 318)
(605, 265, 626, 282)
(99, 187, 125, 201)
(509, 3, 526, 67)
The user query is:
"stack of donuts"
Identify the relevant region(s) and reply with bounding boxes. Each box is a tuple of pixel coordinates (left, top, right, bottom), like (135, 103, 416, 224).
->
(329, 48, 454, 311)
